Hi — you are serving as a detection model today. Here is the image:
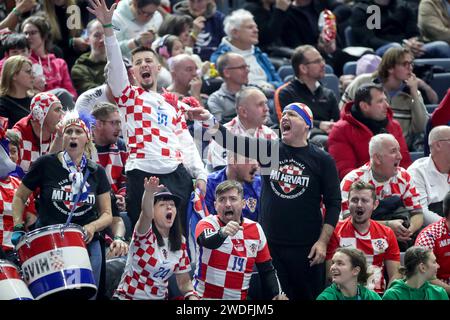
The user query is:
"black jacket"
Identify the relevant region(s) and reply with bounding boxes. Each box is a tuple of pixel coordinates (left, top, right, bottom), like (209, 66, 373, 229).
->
(275, 78, 340, 126)
(350, 0, 419, 49)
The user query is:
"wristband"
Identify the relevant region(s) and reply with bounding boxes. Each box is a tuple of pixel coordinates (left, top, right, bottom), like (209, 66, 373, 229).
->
(184, 290, 200, 300)
(202, 114, 217, 129)
(134, 37, 140, 47)
(12, 7, 21, 17)
(114, 235, 126, 242)
(14, 223, 25, 232)
(102, 23, 113, 28)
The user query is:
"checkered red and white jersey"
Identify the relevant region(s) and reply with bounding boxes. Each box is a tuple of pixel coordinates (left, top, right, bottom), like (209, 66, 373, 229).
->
(193, 215, 272, 300)
(327, 218, 400, 293)
(114, 225, 191, 300)
(340, 163, 422, 218)
(415, 218, 450, 284)
(208, 116, 278, 168)
(12, 115, 52, 173)
(0, 176, 21, 251)
(95, 140, 128, 195)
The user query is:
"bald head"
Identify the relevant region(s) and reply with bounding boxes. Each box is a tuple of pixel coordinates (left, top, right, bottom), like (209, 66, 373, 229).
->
(169, 53, 196, 72)
(429, 126, 450, 147)
(369, 133, 398, 158)
(235, 87, 269, 128)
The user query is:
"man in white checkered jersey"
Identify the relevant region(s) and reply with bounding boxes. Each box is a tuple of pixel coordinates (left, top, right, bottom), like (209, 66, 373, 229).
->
(88, 0, 208, 232)
(326, 180, 402, 294)
(194, 180, 288, 300)
(340, 133, 424, 245)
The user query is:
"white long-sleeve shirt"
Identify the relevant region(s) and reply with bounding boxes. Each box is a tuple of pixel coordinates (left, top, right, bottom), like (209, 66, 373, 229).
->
(407, 156, 449, 226)
(104, 35, 207, 181)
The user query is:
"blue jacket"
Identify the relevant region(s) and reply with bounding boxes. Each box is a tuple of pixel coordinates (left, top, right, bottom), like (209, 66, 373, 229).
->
(211, 39, 283, 88)
(205, 168, 261, 221)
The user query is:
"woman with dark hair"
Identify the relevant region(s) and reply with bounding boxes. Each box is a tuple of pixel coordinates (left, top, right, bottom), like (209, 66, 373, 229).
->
(382, 246, 449, 300)
(157, 14, 193, 49)
(112, 0, 164, 59)
(317, 247, 381, 300)
(21, 15, 77, 97)
(0, 55, 34, 128)
(0, 32, 30, 73)
(172, 0, 225, 61)
(113, 176, 198, 300)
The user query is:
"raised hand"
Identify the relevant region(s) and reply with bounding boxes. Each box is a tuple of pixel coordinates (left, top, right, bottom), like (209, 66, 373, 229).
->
(86, 0, 117, 25)
(143, 176, 165, 194)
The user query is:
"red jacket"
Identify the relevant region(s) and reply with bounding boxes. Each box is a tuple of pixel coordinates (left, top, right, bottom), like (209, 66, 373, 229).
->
(431, 89, 450, 127)
(328, 102, 412, 180)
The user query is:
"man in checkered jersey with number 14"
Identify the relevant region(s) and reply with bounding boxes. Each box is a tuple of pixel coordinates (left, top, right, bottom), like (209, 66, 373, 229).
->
(88, 0, 208, 232)
(194, 180, 288, 300)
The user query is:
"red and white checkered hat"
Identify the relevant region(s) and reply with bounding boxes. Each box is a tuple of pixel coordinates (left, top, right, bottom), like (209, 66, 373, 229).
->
(62, 110, 92, 141)
(30, 92, 61, 125)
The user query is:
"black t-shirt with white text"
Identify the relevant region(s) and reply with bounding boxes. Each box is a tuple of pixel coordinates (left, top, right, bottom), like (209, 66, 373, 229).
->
(22, 153, 111, 228)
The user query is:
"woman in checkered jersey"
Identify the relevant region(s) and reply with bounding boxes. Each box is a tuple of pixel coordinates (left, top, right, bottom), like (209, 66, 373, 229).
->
(113, 176, 199, 300)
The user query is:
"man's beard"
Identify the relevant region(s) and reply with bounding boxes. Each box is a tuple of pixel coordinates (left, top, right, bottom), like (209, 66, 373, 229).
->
(140, 81, 153, 91)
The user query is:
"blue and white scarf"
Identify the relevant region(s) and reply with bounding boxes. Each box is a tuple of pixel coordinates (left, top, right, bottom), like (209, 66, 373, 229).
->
(62, 151, 90, 206)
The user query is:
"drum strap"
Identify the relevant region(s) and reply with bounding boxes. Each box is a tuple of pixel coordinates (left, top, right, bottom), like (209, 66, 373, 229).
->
(64, 168, 91, 228)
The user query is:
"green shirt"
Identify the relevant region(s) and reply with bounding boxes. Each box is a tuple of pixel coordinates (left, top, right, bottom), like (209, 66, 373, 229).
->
(382, 279, 449, 300)
(317, 283, 382, 300)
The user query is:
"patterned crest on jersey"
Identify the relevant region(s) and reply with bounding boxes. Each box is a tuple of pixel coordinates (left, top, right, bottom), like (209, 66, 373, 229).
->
(246, 197, 257, 213)
(269, 160, 310, 199)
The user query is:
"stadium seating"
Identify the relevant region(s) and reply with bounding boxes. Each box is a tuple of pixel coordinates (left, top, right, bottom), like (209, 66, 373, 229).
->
(429, 73, 450, 101)
(426, 104, 438, 114)
(414, 58, 450, 72)
(410, 151, 424, 162)
(321, 74, 341, 99)
(343, 61, 357, 75)
(344, 26, 354, 47)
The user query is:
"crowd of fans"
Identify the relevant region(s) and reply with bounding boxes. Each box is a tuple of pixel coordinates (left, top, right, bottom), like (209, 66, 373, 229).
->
(0, 0, 449, 301)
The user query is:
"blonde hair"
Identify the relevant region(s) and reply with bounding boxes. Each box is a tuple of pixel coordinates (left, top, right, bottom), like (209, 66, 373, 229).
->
(43, 0, 79, 41)
(0, 55, 33, 96)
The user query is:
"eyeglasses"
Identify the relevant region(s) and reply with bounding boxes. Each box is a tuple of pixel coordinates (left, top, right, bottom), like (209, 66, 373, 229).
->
(399, 60, 414, 68)
(225, 64, 250, 70)
(137, 7, 155, 17)
(100, 120, 122, 127)
(23, 30, 39, 36)
(303, 57, 325, 65)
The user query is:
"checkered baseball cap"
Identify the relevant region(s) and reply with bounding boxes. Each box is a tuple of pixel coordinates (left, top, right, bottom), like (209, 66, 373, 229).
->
(283, 102, 314, 129)
(30, 92, 61, 125)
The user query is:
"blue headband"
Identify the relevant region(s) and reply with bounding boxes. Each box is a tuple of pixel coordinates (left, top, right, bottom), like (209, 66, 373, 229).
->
(284, 104, 313, 129)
